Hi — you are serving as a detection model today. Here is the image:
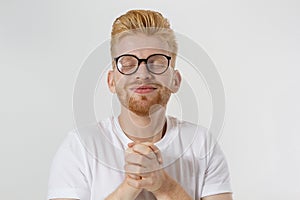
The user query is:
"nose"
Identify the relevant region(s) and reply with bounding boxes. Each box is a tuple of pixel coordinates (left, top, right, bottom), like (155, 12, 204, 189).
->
(135, 62, 151, 80)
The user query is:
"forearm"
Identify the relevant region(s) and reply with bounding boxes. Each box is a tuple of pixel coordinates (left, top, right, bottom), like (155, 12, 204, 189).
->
(105, 177, 141, 200)
(153, 172, 192, 200)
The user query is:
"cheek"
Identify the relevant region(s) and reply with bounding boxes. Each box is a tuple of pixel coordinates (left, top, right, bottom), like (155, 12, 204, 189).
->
(157, 74, 174, 88)
(113, 73, 126, 87)
(114, 75, 133, 93)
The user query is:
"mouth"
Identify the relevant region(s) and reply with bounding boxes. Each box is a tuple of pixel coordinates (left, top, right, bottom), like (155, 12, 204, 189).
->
(131, 85, 158, 94)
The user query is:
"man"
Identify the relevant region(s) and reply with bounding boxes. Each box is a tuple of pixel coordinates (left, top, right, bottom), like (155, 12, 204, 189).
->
(48, 9, 233, 200)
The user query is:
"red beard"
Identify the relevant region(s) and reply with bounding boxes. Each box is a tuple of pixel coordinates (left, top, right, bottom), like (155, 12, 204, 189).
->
(127, 87, 171, 116)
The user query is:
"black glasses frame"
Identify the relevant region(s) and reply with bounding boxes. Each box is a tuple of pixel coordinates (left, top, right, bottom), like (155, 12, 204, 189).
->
(114, 53, 171, 75)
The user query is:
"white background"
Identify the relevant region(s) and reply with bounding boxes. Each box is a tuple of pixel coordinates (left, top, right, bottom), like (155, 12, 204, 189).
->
(1, 0, 300, 199)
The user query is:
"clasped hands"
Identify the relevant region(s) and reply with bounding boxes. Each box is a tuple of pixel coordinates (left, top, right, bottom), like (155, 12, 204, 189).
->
(124, 142, 166, 193)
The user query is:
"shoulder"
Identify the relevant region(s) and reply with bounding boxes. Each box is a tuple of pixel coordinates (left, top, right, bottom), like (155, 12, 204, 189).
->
(167, 116, 221, 158)
(63, 117, 125, 169)
(56, 117, 116, 157)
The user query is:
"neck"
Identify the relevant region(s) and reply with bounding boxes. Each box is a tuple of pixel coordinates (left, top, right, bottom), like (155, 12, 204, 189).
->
(118, 105, 167, 143)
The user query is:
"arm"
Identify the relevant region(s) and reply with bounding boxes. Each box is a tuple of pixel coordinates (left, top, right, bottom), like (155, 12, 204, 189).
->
(152, 171, 192, 200)
(201, 193, 233, 200)
(105, 177, 142, 200)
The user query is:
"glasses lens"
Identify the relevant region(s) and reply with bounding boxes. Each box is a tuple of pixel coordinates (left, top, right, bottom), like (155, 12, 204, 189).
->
(147, 55, 169, 74)
(117, 55, 138, 74)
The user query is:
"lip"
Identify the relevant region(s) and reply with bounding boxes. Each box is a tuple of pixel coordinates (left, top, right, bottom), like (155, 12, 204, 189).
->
(131, 85, 158, 94)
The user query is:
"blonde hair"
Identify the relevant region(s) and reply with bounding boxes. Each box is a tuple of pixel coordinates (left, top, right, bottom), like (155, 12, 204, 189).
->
(110, 9, 178, 65)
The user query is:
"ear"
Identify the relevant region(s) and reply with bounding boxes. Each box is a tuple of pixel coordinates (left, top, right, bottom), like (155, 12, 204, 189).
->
(107, 70, 116, 93)
(171, 70, 181, 93)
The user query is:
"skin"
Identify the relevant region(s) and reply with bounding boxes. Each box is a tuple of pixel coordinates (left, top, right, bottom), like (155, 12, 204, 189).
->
(108, 33, 181, 142)
(51, 33, 232, 200)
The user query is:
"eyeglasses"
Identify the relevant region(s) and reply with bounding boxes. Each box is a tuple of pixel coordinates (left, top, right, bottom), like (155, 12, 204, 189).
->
(114, 53, 171, 75)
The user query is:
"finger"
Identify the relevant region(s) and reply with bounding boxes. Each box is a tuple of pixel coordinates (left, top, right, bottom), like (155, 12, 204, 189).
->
(125, 153, 149, 166)
(125, 163, 146, 174)
(137, 172, 151, 179)
(149, 144, 163, 164)
(141, 142, 163, 164)
(126, 176, 142, 189)
(127, 142, 135, 148)
(125, 147, 134, 160)
(125, 146, 134, 156)
(127, 174, 142, 180)
(127, 175, 154, 189)
(126, 163, 160, 174)
(132, 143, 157, 160)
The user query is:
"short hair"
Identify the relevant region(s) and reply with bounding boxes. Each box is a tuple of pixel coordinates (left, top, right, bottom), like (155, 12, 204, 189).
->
(110, 9, 178, 65)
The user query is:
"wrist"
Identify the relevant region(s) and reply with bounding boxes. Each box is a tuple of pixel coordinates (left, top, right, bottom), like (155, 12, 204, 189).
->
(152, 171, 176, 198)
(115, 178, 142, 200)
(152, 172, 192, 200)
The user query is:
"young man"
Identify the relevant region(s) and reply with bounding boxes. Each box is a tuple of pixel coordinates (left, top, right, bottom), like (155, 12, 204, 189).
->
(48, 9, 233, 200)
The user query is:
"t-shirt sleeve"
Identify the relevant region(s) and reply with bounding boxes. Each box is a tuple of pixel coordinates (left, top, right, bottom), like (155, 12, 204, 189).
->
(200, 134, 233, 198)
(47, 131, 91, 200)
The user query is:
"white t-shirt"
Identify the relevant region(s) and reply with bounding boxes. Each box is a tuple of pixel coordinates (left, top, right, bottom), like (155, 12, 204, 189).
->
(47, 116, 232, 200)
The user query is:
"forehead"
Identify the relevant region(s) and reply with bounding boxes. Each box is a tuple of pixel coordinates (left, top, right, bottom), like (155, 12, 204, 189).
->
(114, 33, 170, 57)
